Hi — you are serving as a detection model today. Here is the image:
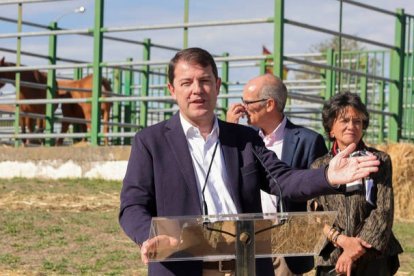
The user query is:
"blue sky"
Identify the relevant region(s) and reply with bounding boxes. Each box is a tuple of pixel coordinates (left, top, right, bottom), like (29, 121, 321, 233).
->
(1, 0, 413, 66)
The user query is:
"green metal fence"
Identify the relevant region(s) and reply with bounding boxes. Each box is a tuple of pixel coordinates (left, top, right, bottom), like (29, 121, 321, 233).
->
(0, 0, 413, 146)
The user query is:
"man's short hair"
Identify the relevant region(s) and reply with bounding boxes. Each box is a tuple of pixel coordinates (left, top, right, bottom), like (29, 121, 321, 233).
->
(168, 47, 218, 85)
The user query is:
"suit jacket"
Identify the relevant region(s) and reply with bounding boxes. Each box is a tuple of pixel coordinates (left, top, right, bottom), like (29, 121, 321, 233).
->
(280, 119, 328, 273)
(119, 113, 337, 276)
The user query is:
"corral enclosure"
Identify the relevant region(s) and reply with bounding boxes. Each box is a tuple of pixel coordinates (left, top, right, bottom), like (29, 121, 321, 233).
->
(0, 0, 413, 146)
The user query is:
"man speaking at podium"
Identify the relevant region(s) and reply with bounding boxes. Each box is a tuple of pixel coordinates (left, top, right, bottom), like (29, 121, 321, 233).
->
(119, 47, 379, 276)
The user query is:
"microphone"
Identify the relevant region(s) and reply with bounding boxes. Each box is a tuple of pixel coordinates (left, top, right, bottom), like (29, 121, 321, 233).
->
(251, 147, 287, 222)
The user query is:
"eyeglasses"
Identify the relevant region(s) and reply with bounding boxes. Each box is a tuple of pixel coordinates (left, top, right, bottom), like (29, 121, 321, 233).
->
(241, 98, 269, 107)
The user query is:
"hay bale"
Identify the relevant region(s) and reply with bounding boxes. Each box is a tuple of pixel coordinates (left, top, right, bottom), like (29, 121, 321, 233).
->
(376, 143, 414, 221)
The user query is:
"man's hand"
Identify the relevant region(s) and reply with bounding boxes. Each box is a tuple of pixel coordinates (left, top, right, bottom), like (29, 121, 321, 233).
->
(226, 103, 246, 124)
(327, 143, 379, 186)
(140, 235, 180, 265)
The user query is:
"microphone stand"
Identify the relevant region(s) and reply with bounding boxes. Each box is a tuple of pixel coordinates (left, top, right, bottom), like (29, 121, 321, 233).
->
(252, 148, 288, 224)
(200, 141, 237, 241)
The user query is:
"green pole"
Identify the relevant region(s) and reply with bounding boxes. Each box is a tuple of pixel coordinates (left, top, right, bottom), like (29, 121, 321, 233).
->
(14, 3, 22, 147)
(124, 57, 133, 145)
(378, 81, 385, 143)
(337, 0, 343, 91)
(323, 48, 336, 150)
(259, 58, 266, 75)
(183, 0, 189, 49)
(360, 54, 368, 105)
(112, 68, 122, 145)
(71, 68, 83, 137)
(45, 21, 57, 146)
(273, 0, 284, 78)
(220, 52, 229, 120)
(410, 44, 414, 141)
(140, 38, 151, 129)
(325, 49, 335, 101)
(91, 0, 104, 146)
(73, 68, 83, 80)
(404, 19, 414, 142)
(164, 89, 172, 120)
(164, 65, 173, 120)
(388, 9, 406, 142)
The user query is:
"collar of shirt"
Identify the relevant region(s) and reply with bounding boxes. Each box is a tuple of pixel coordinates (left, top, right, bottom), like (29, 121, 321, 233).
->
(180, 113, 219, 144)
(259, 115, 287, 147)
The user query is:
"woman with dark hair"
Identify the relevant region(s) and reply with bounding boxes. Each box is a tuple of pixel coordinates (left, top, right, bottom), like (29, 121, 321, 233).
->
(309, 91, 403, 276)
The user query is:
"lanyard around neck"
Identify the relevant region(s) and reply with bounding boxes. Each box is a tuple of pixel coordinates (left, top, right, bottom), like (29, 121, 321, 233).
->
(201, 141, 219, 195)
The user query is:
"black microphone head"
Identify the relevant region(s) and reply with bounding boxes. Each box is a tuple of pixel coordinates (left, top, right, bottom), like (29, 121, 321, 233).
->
(202, 200, 208, 217)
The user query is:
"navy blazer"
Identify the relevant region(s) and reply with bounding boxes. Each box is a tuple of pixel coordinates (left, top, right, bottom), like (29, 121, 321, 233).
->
(119, 113, 336, 276)
(280, 119, 328, 273)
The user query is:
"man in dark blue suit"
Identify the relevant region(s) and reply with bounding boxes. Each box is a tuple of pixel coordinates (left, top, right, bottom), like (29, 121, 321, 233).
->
(119, 47, 379, 276)
(227, 74, 328, 275)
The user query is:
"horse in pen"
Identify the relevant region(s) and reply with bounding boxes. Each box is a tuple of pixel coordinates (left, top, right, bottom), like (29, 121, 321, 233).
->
(0, 57, 54, 144)
(57, 74, 113, 145)
(0, 57, 112, 145)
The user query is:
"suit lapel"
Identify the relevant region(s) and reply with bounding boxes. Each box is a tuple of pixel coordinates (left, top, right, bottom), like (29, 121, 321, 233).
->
(218, 121, 243, 212)
(164, 114, 201, 209)
(281, 119, 299, 166)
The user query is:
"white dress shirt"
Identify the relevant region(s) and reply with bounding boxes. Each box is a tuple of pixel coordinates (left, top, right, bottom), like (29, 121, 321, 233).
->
(258, 116, 287, 214)
(180, 114, 238, 215)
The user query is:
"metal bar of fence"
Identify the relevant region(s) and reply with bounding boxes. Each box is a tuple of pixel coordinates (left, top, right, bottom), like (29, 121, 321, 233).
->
(0, 28, 91, 39)
(286, 53, 325, 58)
(0, 133, 89, 139)
(0, 77, 48, 89)
(338, 0, 399, 17)
(284, 79, 324, 84)
(0, 20, 181, 53)
(105, 65, 167, 75)
(0, 54, 269, 73)
(100, 132, 136, 138)
(0, 16, 51, 29)
(104, 57, 265, 69)
(285, 19, 397, 50)
(285, 67, 323, 77)
(0, 0, 70, 4)
(0, 83, 383, 105)
(0, 107, 139, 129)
(0, 109, 44, 120)
(1, 98, 90, 105)
(0, 63, 90, 72)
(0, 47, 86, 64)
(104, 18, 272, 33)
(284, 108, 322, 113)
(131, 84, 167, 89)
(1, 95, 175, 105)
(285, 56, 396, 84)
(288, 85, 326, 90)
(0, 77, 122, 97)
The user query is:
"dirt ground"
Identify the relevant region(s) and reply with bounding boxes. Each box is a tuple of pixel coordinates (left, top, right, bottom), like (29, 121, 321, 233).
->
(0, 191, 118, 212)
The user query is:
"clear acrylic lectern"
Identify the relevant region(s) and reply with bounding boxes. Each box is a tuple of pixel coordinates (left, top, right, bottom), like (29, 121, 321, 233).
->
(146, 211, 337, 276)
